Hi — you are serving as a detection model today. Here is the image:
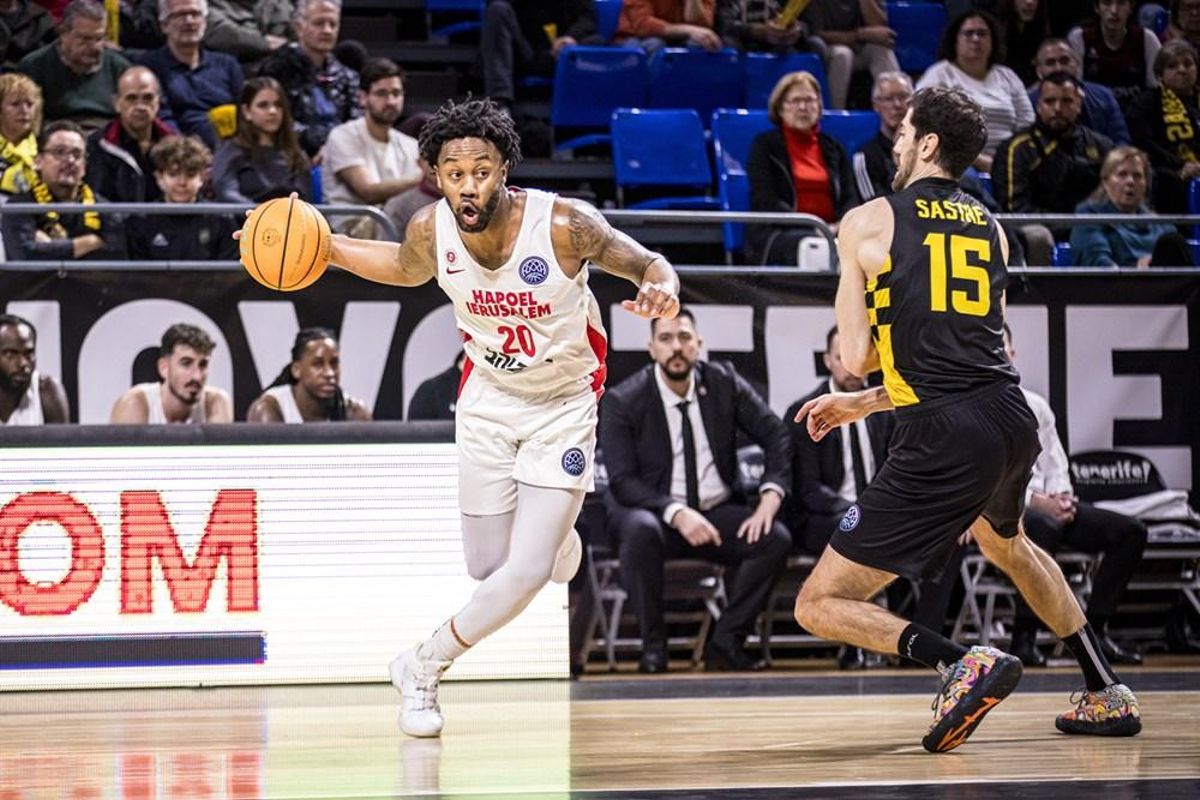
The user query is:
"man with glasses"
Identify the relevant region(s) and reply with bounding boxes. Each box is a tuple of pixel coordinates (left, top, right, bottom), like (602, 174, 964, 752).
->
(137, 0, 244, 151)
(16, 0, 130, 132)
(1, 120, 125, 260)
(854, 70, 912, 199)
(1029, 38, 1130, 145)
(323, 57, 422, 238)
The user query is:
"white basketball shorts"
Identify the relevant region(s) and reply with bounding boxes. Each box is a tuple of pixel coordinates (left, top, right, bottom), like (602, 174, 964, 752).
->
(455, 370, 598, 516)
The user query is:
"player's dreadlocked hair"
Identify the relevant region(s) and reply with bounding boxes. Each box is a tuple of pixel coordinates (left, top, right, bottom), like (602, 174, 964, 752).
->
(418, 97, 522, 168)
(267, 327, 347, 421)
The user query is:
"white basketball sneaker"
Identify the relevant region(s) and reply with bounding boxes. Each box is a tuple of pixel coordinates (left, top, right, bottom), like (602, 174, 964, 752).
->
(551, 529, 583, 583)
(390, 645, 452, 738)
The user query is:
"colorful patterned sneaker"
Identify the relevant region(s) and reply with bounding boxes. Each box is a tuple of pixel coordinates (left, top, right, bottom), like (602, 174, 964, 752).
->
(1055, 683, 1142, 736)
(390, 645, 452, 738)
(922, 646, 1024, 753)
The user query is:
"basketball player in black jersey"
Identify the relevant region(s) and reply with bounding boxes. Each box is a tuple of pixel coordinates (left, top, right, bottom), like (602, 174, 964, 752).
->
(793, 87, 1141, 753)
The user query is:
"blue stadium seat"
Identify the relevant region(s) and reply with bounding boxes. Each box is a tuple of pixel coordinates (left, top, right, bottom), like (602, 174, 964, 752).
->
(611, 108, 719, 209)
(552, 47, 648, 153)
(711, 108, 772, 176)
(594, 0, 622, 42)
(1053, 242, 1071, 267)
(646, 48, 743, 124)
(425, 0, 484, 38)
(310, 164, 323, 204)
(718, 171, 751, 260)
(820, 110, 880, 156)
(889, 2, 947, 73)
(743, 52, 829, 110)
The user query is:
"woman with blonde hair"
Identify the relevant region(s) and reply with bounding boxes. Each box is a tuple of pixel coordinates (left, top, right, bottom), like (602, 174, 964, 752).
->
(1070, 146, 1192, 267)
(211, 76, 312, 203)
(745, 70, 858, 265)
(0, 73, 42, 195)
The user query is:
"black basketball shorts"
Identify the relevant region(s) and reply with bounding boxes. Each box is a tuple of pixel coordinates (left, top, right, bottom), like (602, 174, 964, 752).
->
(829, 382, 1041, 581)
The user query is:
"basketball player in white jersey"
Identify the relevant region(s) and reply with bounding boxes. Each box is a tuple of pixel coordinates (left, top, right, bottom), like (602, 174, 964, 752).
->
(0, 314, 69, 425)
(326, 98, 680, 737)
(109, 323, 233, 424)
(246, 327, 372, 422)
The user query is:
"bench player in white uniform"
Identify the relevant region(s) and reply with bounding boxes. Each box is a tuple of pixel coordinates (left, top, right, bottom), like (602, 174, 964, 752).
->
(109, 323, 234, 424)
(326, 99, 681, 737)
(0, 314, 69, 425)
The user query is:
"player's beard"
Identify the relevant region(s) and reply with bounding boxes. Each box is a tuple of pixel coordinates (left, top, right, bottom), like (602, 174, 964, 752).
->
(892, 146, 915, 191)
(0, 369, 30, 394)
(455, 189, 501, 234)
(169, 379, 203, 406)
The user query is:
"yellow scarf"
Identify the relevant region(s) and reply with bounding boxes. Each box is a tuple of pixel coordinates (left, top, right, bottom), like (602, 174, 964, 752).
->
(31, 178, 101, 236)
(0, 134, 37, 195)
(1161, 87, 1198, 164)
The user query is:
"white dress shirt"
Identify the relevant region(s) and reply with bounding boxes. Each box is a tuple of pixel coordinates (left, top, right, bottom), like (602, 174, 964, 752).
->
(1021, 388, 1073, 500)
(832, 379, 876, 503)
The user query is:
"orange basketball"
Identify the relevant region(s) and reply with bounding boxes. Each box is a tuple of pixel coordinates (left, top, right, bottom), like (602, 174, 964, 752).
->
(240, 196, 331, 292)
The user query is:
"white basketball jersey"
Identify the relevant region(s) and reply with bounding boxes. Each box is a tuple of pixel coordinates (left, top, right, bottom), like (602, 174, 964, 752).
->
(136, 382, 207, 424)
(1, 371, 43, 425)
(435, 188, 607, 396)
(265, 384, 304, 423)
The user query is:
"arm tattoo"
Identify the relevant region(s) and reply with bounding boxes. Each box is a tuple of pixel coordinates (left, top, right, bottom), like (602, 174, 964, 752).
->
(567, 203, 612, 259)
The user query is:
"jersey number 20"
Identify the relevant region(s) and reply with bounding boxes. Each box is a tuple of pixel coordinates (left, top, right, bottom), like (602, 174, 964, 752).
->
(922, 233, 991, 317)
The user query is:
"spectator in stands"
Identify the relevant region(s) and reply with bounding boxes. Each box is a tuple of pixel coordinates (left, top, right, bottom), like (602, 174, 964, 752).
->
(600, 309, 792, 673)
(1001, 323, 1147, 666)
(802, 0, 900, 110)
(109, 323, 233, 424)
(2, 120, 126, 260)
(481, 0, 600, 109)
(84, 65, 175, 203)
(1127, 39, 1200, 212)
(384, 157, 438, 242)
(616, 0, 721, 55)
(125, 135, 239, 260)
(915, 10, 1035, 172)
(137, 0, 244, 151)
(204, 0, 290, 65)
(853, 70, 911, 200)
(994, 71, 1113, 265)
(246, 327, 371, 422)
(1070, 145, 1193, 265)
(211, 76, 312, 203)
(0, 314, 69, 424)
(0, 73, 42, 195)
(784, 326, 893, 558)
(1000, 0, 1050, 86)
(745, 71, 859, 265)
(1068, 0, 1161, 105)
(1165, 0, 1200, 49)
(322, 58, 421, 238)
(716, 0, 825, 56)
(17, 0, 131, 131)
(1030, 37, 1131, 145)
(407, 351, 463, 421)
(0, 0, 56, 68)
(257, 0, 359, 156)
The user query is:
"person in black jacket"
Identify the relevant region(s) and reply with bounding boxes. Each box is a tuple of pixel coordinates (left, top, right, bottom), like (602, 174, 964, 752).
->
(481, 0, 601, 107)
(853, 70, 911, 200)
(784, 326, 894, 556)
(600, 309, 792, 673)
(1126, 39, 1200, 213)
(746, 70, 860, 265)
(407, 351, 463, 422)
(125, 134, 239, 261)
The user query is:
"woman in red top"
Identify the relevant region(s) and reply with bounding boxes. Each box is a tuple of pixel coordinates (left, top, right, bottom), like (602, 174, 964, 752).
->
(746, 71, 859, 266)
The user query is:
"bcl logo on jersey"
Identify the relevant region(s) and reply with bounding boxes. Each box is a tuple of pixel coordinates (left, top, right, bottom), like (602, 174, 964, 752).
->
(561, 448, 587, 477)
(519, 256, 549, 286)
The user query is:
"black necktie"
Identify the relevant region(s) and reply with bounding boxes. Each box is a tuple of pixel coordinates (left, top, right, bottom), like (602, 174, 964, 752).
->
(848, 422, 869, 498)
(678, 401, 700, 509)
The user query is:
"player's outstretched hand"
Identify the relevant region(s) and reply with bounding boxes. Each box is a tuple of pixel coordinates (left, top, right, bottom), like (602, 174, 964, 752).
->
(794, 392, 870, 442)
(621, 280, 679, 319)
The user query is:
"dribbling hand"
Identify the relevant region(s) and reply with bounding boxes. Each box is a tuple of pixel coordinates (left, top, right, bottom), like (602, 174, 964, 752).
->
(622, 281, 679, 319)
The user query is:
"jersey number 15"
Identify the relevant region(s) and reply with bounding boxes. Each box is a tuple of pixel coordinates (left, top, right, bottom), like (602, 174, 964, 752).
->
(922, 233, 991, 317)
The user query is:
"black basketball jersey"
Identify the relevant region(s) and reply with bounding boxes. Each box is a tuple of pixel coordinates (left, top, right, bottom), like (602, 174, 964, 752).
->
(869, 177, 1018, 408)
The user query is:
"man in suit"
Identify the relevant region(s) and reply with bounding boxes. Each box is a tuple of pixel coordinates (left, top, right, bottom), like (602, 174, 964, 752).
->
(785, 326, 894, 556)
(600, 308, 792, 673)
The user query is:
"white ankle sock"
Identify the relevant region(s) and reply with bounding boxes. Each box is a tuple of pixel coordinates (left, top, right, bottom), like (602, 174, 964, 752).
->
(420, 617, 471, 663)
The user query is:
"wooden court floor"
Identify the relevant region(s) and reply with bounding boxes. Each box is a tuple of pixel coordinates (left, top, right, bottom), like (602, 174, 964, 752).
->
(1, 665, 1198, 799)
